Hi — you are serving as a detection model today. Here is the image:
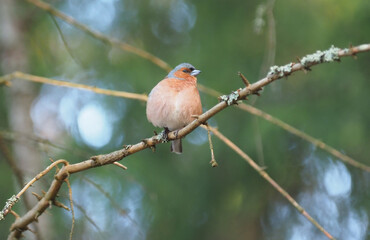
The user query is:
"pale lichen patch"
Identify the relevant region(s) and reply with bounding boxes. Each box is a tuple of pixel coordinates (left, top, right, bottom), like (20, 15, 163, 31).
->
(0, 195, 19, 221)
(220, 88, 242, 105)
(300, 45, 341, 67)
(268, 62, 294, 77)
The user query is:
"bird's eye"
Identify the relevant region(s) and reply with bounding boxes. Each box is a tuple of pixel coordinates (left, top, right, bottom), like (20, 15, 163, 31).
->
(182, 69, 190, 73)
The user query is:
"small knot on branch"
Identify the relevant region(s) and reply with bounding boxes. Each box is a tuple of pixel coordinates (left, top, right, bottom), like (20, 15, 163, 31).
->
(252, 87, 263, 96)
(90, 155, 101, 164)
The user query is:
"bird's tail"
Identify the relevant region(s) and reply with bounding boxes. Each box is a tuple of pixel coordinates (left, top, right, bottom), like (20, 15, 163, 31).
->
(171, 139, 182, 154)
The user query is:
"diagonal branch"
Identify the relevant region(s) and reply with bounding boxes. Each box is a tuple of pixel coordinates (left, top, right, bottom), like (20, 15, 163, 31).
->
(24, 0, 172, 72)
(236, 104, 370, 172)
(3, 44, 369, 239)
(202, 125, 336, 240)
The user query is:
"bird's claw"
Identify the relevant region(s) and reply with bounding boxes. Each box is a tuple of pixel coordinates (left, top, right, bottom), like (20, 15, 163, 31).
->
(155, 128, 170, 142)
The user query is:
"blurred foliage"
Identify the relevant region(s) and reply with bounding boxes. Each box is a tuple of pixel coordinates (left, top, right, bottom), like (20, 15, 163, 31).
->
(0, 0, 369, 239)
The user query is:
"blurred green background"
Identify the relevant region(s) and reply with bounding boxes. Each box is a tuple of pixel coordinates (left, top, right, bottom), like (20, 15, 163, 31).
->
(0, 0, 369, 239)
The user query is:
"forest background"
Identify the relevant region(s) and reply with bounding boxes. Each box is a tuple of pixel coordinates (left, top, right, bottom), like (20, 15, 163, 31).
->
(0, 0, 369, 239)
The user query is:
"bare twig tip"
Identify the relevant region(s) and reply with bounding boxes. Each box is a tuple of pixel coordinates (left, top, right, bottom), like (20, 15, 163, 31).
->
(210, 160, 218, 168)
(238, 72, 250, 87)
(206, 125, 218, 167)
(113, 162, 128, 170)
(31, 192, 42, 201)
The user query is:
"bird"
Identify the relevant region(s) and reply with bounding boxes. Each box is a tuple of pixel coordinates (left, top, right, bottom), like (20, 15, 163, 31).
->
(146, 63, 202, 154)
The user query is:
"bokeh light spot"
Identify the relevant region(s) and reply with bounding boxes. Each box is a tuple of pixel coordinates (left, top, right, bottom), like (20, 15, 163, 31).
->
(77, 103, 113, 148)
(324, 161, 351, 197)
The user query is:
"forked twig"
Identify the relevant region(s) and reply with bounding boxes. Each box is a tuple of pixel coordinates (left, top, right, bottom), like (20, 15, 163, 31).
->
(0, 159, 69, 220)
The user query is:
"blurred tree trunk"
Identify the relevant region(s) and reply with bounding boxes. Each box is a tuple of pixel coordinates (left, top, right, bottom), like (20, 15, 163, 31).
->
(0, 1, 51, 239)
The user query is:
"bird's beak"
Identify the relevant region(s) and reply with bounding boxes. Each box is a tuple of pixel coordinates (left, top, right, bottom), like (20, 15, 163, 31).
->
(190, 69, 201, 76)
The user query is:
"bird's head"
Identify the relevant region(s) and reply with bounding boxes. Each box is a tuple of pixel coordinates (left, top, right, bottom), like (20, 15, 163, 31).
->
(167, 63, 201, 81)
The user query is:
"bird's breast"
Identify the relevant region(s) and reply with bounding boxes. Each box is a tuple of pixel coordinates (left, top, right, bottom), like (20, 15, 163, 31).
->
(146, 78, 202, 130)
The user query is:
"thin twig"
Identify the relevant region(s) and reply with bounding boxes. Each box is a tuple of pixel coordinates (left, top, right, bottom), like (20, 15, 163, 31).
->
(0, 159, 69, 220)
(0, 130, 90, 159)
(81, 177, 145, 236)
(0, 71, 148, 102)
(113, 162, 128, 170)
(238, 72, 250, 87)
(16, 159, 69, 199)
(237, 104, 370, 172)
(204, 125, 336, 240)
(0, 135, 38, 221)
(66, 179, 75, 240)
(204, 124, 218, 167)
(253, 117, 265, 167)
(31, 192, 42, 201)
(0, 136, 25, 193)
(82, 177, 128, 214)
(205, 124, 218, 167)
(24, 0, 172, 72)
(73, 201, 102, 233)
(10, 210, 20, 219)
(49, 14, 84, 68)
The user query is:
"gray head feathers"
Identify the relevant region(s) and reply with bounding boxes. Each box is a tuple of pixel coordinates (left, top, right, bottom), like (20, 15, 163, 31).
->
(167, 63, 196, 78)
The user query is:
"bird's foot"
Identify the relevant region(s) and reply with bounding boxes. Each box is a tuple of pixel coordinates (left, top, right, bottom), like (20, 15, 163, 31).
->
(155, 127, 170, 142)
